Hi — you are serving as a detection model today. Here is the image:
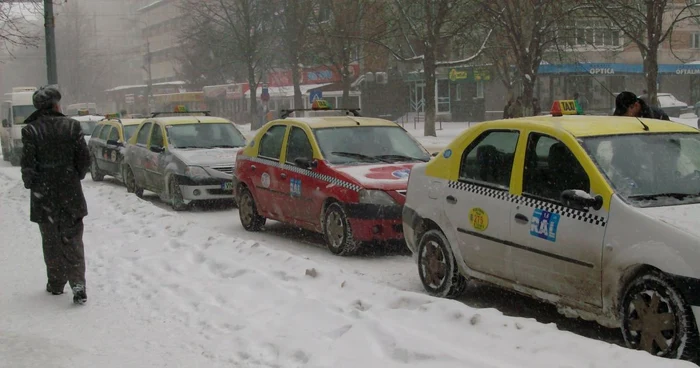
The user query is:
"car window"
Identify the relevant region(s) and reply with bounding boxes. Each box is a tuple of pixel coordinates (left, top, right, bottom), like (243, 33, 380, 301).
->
(459, 130, 519, 189)
(286, 127, 313, 163)
(98, 125, 112, 140)
(258, 125, 287, 160)
(523, 133, 590, 202)
(107, 126, 120, 141)
(150, 124, 164, 148)
(136, 123, 152, 146)
(92, 124, 104, 137)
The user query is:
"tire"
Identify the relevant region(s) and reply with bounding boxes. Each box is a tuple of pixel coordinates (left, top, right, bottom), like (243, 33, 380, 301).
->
(417, 229, 467, 298)
(620, 270, 699, 360)
(238, 187, 265, 231)
(90, 157, 104, 181)
(124, 167, 144, 198)
(168, 177, 188, 211)
(323, 202, 358, 256)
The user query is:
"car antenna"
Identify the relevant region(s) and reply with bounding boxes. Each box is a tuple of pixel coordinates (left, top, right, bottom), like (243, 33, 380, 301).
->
(578, 64, 649, 131)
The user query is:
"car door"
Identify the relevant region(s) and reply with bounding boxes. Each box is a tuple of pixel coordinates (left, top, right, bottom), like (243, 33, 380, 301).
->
(281, 125, 322, 225)
(102, 124, 122, 175)
(130, 122, 153, 187)
(252, 124, 289, 218)
(443, 129, 520, 280)
(508, 131, 607, 307)
(95, 124, 113, 171)
(144, 123, 167, 193)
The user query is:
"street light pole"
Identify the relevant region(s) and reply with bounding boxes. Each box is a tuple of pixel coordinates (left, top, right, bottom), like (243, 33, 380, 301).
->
(44, 0, 58, 85)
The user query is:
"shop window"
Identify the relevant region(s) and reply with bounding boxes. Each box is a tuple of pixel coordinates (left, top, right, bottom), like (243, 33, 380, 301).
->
(476, 81, 484, 99)
(437, 79, 450, 113)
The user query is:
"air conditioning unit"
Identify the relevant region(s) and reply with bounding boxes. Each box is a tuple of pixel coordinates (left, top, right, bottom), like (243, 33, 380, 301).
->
(365, 72, 375, 83)
(375, 72, 388, 84)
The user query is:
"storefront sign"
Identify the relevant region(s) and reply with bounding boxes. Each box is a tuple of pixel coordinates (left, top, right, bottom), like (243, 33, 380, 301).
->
(448, 68, 468, 82)
(539, 63, 700, 75)
(589, 68, 615, 75)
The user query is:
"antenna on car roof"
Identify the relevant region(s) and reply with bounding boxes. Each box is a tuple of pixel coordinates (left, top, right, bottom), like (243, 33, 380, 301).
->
(575, 64, 649, 131)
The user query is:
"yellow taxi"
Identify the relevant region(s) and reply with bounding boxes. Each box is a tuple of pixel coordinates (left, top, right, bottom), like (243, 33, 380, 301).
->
(234, 100, 430, 255)
(88, 114, 145, 182)
(122, 107, 247, 210)
(403, 100, 700, 360)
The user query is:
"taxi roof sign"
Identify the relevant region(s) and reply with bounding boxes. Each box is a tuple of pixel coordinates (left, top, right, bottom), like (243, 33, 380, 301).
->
(78, 108, 90, 116)
(311, 99, 331, 110)
(551, 100, 583, 116)
(174, 105, 189, 113)
(104, 113, 121, 121)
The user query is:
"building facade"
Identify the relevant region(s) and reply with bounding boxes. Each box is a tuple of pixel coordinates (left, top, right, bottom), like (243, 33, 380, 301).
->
(138, 0, 183, 84)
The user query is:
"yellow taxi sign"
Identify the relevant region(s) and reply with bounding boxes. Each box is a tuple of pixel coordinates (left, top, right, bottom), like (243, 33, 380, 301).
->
(174, 105, 189, 113)
(104, 113, 120, 120)
(78, 108, 90, 116)
(551, 100, 583, 116)
(311, 99, 331, 110)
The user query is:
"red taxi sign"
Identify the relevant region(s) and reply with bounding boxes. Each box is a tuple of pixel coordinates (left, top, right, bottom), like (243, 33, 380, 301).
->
(174, 105, 189, 113)
(311, 99, 331, 110)
(551, 100, 582, 116)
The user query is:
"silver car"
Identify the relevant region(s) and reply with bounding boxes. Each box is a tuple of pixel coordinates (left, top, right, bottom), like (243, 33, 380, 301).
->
(122, 115, 246, 210)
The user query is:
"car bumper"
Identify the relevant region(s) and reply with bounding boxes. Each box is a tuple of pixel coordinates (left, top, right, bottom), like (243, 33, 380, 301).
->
(401, 205, 420, 254)
(344, 203, 404, 242)
(174, 174, 235, 202)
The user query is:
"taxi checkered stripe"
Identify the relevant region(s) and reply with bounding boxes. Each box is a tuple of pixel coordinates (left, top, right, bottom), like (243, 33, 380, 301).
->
(244, 156, 363, 192)
(448, 180, 607, 227)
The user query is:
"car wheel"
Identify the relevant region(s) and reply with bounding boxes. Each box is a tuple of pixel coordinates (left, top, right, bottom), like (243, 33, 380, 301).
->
(169, 177, 188, 211)
(90, 157, 104, 181)
(238, 187, 265, 231)
(417, 229, 467, 298)
(124, 167, 144, 198)
(323, 203, 358, 256)
(620, 270, 699, 360)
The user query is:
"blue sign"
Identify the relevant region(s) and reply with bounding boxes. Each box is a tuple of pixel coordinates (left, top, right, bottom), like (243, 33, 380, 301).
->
(290, 178, 302, 197)
(309, 90, 323, 103)
(443, 149, 452, 159)
(530, 209, 560, 242)
(392, 169, 411, 179)
(537, 63, 700, 76)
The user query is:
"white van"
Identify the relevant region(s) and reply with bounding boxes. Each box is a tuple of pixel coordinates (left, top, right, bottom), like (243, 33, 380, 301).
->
(2, 87, 37, 166)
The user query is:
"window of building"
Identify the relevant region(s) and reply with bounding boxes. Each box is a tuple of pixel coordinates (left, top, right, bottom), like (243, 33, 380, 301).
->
(692, 32, 700, 49)
(563, 20, 621, 48)
(476, 81, 484, 99)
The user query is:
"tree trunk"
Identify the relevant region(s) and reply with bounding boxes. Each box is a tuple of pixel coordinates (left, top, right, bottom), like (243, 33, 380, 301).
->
(423, 52, 437, 137)
(291, 63, 304, 112)
(521, 74, 535, 117)
(341, 71, 351, 108)
(248, 66, 259, 129)
(644, 51, 659, 107)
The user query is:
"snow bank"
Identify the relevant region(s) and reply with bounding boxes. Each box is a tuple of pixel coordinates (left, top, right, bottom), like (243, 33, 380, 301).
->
(0, 168, 694, 367)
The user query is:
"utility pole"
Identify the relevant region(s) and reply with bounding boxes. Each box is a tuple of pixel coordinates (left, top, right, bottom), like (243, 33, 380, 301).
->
(44, 0, 58, 85)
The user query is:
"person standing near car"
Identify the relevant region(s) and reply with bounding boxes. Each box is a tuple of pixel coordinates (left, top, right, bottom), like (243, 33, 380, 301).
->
(20, 85, 90, 305)
(613, 91, 670, 121)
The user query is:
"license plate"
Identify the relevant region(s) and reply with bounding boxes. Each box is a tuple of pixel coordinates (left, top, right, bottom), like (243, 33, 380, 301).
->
(221, 182, 233, 190)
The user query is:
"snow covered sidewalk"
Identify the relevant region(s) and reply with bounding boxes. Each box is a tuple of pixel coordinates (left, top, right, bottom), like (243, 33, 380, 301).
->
(0, 166, 694, 367)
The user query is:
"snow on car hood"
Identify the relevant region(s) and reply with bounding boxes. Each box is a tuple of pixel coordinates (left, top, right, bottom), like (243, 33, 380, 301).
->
(333, 163, 417, 189)
(639, 203, 700, 238)
(173, 147, 242, 166)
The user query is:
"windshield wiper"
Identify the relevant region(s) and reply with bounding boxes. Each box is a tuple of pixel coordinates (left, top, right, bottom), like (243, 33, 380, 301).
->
(628, 193, 700, 201)
(331, 151, 389, 163)
(175, 146, 207, 149)
(210, 144, 240, 148)
(374, 154, 429, 162)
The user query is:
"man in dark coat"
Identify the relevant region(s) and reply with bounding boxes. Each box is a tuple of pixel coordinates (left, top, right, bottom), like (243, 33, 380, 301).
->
(613, 91, 670, 121)
(20, 85, 90, 305)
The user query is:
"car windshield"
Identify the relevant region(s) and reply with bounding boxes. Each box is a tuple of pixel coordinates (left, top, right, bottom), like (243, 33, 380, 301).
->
(12, 105, 35, 125)
(313, 126, 430, 165)
(581, 133, 700, 207)
(123, 125, 139, 141)
(166, 123, 246, 149)
(79, 121, 97, 135)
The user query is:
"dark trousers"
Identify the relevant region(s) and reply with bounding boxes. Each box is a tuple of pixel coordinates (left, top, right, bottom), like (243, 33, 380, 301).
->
(38, 217, 86, 292)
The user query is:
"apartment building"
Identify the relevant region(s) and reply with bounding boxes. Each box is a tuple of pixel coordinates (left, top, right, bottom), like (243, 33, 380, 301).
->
(138, 0, 183, 84)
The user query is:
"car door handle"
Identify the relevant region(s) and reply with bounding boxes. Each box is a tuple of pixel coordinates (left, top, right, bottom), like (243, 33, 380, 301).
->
(280, 173, 287, 179)
(446, 195, 457, 204)
(515, 213, 529, 223)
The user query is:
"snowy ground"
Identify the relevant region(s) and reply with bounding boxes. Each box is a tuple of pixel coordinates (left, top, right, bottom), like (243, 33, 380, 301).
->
(1, 165, 698, 364)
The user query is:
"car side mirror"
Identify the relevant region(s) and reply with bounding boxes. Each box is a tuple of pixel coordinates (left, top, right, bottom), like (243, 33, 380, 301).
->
(150, 145, 165, 153)
(294, 157, 317, 170)
(431, 152, 439, 157)
(561, 189, 603, 211)
(1, 119, 7, 128)
(107, 139, 123, 147)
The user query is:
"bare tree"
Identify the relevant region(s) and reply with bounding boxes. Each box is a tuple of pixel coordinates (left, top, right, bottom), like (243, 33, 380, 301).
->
(175, 21, 239, 90)
(381, 0, 491, 136)
(274, 0, 315, 111)
(586, 0, 700, 106)
(475, 0, 581, 117)
(180, 0, 275, 128)
(309, 0, 388, 106)
(0, 2, 42, 54)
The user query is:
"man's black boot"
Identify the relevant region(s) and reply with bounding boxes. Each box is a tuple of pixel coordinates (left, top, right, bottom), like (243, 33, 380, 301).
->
(72, 284, 87, 305)
(46, 283, 63, 295)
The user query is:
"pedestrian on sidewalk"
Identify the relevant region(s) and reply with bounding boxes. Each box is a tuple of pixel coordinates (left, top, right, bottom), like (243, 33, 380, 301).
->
(20, 85, 90, 305)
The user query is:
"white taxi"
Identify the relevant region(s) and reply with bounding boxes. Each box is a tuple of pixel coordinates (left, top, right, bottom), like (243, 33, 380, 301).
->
(402, 100, 700, 360)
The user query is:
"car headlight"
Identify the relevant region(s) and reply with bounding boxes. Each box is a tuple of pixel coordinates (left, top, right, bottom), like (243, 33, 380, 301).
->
(185, 166, 209, 179)
(359, 190, 396, 205)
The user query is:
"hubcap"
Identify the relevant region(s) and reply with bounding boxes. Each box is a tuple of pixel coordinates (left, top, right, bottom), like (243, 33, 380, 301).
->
(326, 210, 344, 248)
(240, 193, 253, 224)
(421, 240, 447, 288)
(627, 291, 677, 355)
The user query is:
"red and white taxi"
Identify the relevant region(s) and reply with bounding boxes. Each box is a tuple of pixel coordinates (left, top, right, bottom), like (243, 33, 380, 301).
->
(233, 104, 431, 255)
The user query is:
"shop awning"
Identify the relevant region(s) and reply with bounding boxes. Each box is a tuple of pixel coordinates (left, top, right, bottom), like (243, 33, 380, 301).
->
(537, 63, 700, 75)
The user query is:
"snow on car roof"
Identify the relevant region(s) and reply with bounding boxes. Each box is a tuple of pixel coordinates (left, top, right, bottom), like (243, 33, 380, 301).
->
(483, 115, 699, 137)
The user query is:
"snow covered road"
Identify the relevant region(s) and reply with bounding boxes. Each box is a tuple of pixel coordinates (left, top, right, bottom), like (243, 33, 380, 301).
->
(0, 160, 696, 367)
